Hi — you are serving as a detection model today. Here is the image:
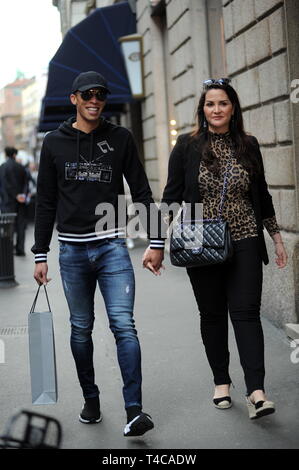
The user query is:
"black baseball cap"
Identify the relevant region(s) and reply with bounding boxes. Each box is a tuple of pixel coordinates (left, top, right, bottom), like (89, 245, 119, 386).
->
(71, 71, 111, 94)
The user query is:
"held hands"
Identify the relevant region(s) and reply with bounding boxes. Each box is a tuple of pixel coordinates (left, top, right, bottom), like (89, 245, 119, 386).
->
(16, 193, 26, 203)
(142, 247, 165, 276)
(34, 262, 52, 285)
(274, 242, 288, 269)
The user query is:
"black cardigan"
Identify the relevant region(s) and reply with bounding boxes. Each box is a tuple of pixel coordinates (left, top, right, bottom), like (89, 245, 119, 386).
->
(161, 133, 277, 265)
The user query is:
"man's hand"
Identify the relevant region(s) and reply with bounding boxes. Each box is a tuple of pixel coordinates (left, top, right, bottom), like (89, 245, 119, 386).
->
(142, 247, 165, 276)
(34, 262, 52, 285)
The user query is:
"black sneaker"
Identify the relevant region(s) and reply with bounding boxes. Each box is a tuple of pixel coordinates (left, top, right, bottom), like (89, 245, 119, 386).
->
(123, 412, 154, 437)
(79, 396, 102, 424)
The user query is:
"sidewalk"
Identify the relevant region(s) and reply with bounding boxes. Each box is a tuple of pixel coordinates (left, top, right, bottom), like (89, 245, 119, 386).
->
(0, 224, 298, 449)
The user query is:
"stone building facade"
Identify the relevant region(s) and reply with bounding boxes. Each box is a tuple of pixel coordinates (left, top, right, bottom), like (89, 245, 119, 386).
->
(221, 0, 299, 336)
(21, 74, 48, 156)
(52, 0, 124, 35)
(53, 0, 299, 335)
(0, 78, 32, 149)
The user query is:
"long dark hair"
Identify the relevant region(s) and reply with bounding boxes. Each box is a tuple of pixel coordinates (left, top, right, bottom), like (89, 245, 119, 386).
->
(192, 84, 261, 177)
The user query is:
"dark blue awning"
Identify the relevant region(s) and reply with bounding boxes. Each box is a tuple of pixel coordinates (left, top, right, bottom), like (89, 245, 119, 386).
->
(39, 1, 136, 132)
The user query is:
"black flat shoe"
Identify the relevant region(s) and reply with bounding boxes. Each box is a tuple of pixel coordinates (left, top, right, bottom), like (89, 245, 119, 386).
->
(213, 396, 232, 409)
(246, 397, 275, 419)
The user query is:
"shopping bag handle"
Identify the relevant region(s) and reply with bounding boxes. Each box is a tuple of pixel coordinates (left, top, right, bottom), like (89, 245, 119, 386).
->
(30, 285, 51, 314)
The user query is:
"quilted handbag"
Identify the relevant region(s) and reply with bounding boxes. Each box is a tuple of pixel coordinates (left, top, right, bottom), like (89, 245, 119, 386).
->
(170, 161, 233, 268)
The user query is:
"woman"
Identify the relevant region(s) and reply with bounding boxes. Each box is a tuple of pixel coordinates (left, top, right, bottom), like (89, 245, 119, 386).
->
(143, 78, 288, 419)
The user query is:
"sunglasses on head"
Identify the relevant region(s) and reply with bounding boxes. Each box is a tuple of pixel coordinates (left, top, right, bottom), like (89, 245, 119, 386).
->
(78, 89, 108, 101)
(203, 78, 231, 89)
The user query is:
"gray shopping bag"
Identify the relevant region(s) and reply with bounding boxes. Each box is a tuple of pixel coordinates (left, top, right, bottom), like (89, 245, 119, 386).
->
(28, 285, 58, 405)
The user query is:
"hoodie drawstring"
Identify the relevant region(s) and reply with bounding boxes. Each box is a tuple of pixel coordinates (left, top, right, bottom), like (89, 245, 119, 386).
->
(76, 130, 80, 180)
(88, 133, 94, 179)
(75, 127, 97, 181)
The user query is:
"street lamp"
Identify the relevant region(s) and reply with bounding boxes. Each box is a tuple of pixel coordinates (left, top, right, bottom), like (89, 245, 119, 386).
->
(118, 34, 145, 99)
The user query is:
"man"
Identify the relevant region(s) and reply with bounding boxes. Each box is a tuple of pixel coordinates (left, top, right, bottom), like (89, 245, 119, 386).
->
(32, 71, 163, 437)
(0, 146, 28, 255)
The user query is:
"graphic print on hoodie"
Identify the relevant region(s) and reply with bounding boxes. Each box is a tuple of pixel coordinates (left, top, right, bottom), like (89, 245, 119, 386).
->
(32, 117, 164, 263)
(66, 139, 114, 183)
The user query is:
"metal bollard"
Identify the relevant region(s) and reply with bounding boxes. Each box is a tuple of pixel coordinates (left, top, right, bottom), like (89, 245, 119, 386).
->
(0, 213, 18, 288)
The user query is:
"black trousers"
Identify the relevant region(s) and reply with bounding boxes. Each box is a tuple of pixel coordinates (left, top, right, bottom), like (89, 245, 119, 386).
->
(187, 237, 265, 396)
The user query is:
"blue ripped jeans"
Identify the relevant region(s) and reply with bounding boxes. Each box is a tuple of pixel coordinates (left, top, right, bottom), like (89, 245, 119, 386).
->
(59, 238, 142, 409)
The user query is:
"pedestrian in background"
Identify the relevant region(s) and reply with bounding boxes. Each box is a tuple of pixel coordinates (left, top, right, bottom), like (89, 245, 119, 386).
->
(24, 161, 37, 222)
(32, 71, 163, 437)
(0, 146, 28, 256)
(143, 78, 287, 420)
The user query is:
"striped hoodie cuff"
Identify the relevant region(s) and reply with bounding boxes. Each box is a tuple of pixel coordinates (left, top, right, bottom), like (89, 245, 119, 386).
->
(149, 239, 165, 249)
(35, 253, 48, 263)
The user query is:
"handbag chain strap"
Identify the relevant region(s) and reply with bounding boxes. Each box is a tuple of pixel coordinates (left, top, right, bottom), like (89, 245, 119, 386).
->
(217, 159, 232, 221)
(181, 158, 233, 225)
(30, 284, 51, 314)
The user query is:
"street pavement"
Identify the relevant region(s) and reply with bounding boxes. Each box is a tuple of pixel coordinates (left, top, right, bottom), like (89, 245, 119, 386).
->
(0, 224, 298, 450)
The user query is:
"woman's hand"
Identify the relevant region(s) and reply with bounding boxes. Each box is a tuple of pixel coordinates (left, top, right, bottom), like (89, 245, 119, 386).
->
(274, 242, 288, 269)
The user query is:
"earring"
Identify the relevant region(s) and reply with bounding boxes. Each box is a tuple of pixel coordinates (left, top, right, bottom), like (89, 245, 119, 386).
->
(203, 118, 207, 129)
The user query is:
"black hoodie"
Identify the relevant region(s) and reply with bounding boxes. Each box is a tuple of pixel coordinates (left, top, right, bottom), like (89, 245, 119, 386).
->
(32, 117, 163, 262)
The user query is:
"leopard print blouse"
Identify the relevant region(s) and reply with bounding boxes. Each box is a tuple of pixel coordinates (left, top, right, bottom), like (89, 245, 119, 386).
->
(198, 131, 280, 241)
